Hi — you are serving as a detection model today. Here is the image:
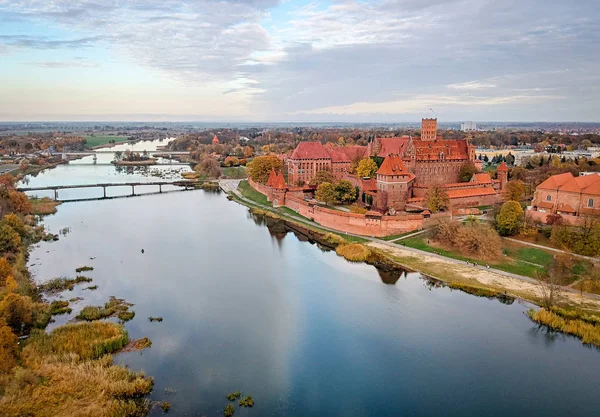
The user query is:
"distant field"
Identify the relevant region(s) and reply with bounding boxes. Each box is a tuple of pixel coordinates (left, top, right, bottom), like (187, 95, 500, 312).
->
(83, 135, 130, 147)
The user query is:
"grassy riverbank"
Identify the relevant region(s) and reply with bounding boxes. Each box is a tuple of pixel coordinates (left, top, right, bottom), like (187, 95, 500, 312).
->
(83, 135, 130, 147)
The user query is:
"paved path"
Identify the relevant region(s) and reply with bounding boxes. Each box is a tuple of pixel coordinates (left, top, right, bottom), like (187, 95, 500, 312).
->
(503, 237, 599, 264)
(389, 229, 428, 243)
(220, 179, 600, 304)
(0, 164, 19, 175)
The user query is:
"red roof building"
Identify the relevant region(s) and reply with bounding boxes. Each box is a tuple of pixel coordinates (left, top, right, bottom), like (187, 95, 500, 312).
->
(212, 135, 220, 145)
(532, 172, 600, 217)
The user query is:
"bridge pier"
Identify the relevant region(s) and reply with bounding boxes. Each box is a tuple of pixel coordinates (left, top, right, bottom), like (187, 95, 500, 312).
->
(54, 189, 58, 201)
(159, 184, 162, 193)
(103, 186, 106, 199)
(131, 185, 135, 196)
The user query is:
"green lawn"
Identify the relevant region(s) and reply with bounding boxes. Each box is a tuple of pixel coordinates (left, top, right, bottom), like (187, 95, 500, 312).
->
(400, 236, 546, 278)
(238, 180, 271, 206)
(221, 166, 247, 179)
(507, 247, 554, 267)
(83, 135, 130, 147)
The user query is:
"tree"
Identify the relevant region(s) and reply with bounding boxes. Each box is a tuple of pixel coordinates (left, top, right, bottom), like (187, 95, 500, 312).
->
(8, 190, 31, 214)
(243, 146, 254, 158)
(1, 214, 27, 240)
(334, 180, 357, 204)
(0, 320, 18, 374)
(0, 293, 33, 335)
(483, 155, 489, 163)
(505, 152, 515, 166)
(509, 166, 527, 181)
(0, 257, 12, 287)
(581, 139, 593, 150)
(194, 157, 221, 179)
(315, 182, 337, 206)
(247, 155, 283, 184)
(356, 158, 378, 178)
(0, 225, 21, 254)
(505, 180, 525, 201)
(458, 162, 478, 182)
(309, 170, 335, 186)
(424, 185, 450, 213)
(496, 200, 524, 236)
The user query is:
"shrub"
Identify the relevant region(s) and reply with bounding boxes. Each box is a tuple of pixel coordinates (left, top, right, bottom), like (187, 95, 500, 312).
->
(349, 204, 368, 214)
(322, 233, 346, 246)
(496, 200, 524, 236)
(0, 293, 34, 335)
(0, 214, 28, 240)
(8, 190, 31, 214)
(0, 225, 22, 255)
(0, 320, 18, 374)
(336, 244, 371, 262)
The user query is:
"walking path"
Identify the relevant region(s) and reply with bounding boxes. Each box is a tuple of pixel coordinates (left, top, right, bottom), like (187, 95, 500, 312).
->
(503, 237, 599, 264)
(220, 179, 600, 309)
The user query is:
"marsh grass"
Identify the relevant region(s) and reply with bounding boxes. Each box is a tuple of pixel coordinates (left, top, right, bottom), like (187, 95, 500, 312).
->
(160, 401, 172, 412)
(38, 276, 93, 293)
(227, 391, 242, 401)
(77, 296, 135, 322)
(83, 285, 98, 291)
(238, 396, 254, 407)
(122, 337, 152, 353)
(49, 300, 72, 315)
(528, 308, 600, 347)
(335, 243, 371, 262)
(75, 266, 94, 273)
(148, 316, 163, 322)
(28, 197, 60, 216)
(322, 233, 346, 246)
(224, 403, 235, 417)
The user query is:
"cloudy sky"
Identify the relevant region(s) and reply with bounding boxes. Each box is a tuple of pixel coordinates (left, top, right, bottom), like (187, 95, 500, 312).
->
(0, 0, 598, 122)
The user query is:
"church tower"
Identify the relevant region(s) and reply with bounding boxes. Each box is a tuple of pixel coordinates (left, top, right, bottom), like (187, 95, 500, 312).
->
(421, 118, 437, 141)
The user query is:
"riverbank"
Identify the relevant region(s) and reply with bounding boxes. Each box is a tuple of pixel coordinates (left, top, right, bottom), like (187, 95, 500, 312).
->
(112, 158, 157, 166)
(225, 180, 600, 347)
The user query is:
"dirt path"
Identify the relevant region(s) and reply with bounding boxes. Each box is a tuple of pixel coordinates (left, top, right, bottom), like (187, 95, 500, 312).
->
(368, 241, 600, 312)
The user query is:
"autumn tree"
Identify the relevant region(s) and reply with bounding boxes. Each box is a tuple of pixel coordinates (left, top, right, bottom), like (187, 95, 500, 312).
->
(0, 293, 33, 335)
(509, 166, 527, 181)
(8, 190, 31, 214)
(247, 155, 283, 184)
(551, 215, 600, 257)
(194, 157, 221, 179)
(496, 200, 524, 236)
(315, 182, 337, 206)
(425, 185, 450, 213)
(0, 225, 21, 255)
(356, 158, 379, 178)
(433, 220, 501, 258)
(334, 180, 357, 204)
(0, 320, 18, 374)
(505, 180, 525, 201)
(0, 257, 12, 287)
(309, 170, 335, 187)
(458, 162, 479, 182)
(243, 146, 254, 158)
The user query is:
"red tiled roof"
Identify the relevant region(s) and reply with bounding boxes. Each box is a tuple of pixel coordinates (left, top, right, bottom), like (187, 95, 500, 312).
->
(360, 178, 377, 192)
(537, 172, 574, 190)
(212, 135, 219, 144)
(326, 148, 350, 163)
(471, 173, 492, 184)
(290, 142, 330, 159)
(335, 146, 367, 161)
(497, 162, 508, 172)
(413, 138, 469, 161)
(272, 171, 287, 189)
(557, 203, 576, 213)
(375, 136, 411, 157)
(446, 186, 497, 199)
(266, 169, 277, 187)
(377, 154, 412, 177)
(537, 201, 554, 209)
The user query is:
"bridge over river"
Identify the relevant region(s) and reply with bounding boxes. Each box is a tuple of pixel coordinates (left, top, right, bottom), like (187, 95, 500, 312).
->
(18, 180, 200, 202)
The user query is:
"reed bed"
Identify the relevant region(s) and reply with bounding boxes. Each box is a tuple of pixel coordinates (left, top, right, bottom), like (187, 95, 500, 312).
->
(335, 243, 371, 262)
(528, 308, 600, 347)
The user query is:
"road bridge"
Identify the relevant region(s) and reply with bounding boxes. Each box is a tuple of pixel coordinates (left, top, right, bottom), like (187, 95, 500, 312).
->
(18, 180, 198, 201)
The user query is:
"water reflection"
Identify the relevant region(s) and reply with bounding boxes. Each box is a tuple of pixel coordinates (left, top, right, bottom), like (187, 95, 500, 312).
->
(26, 185, 600, 417)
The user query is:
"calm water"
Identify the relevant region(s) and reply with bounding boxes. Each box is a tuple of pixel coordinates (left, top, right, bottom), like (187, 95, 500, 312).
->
(24, 160, 600, 417)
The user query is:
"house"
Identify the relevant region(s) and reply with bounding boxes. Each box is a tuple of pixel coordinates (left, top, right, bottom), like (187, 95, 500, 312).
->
(531, 172, 600, 220)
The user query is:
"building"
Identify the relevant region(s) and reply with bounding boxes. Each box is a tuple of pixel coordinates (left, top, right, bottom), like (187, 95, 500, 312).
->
(287, 142, 366, 185)
(286, 118, 503, 212)
(461, 121, 477, 132)
(530, 172, 600, 221)
(212, 135, 220, 145)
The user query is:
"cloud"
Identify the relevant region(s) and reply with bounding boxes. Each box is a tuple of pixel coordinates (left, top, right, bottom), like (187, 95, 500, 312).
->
(25, 58, 100, 68)
(1, 0, 599, 120)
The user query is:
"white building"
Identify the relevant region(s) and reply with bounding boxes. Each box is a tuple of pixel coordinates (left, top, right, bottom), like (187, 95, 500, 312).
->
(461, 121, 477, 132)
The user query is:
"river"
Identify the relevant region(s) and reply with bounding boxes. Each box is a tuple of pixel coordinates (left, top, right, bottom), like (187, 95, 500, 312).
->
(22, 140, 600, 417)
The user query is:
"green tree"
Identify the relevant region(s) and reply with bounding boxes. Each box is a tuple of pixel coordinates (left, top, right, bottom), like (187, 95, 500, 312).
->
(309, 170, 335, 186)
(496, 200, 524, 236)
(247, 155, 283, 184)
(505, 180, 525, 201)
(425, 185, 450, 213)
(315, 182, 337, 206)
(356, 158, 378, 178)
(334, 180, 357, 204)
(458, 162, 479, 182)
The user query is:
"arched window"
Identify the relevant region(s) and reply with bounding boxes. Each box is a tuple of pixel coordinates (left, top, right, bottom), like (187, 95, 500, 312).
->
(546, 195, 552, 202)
(588, 198, 594, 208)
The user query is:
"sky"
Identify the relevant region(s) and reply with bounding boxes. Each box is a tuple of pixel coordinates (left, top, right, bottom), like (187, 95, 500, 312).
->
(0, 0, 599, 122)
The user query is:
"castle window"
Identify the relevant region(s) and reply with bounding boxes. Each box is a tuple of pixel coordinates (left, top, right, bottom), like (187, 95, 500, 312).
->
(589, 198, 594, 207)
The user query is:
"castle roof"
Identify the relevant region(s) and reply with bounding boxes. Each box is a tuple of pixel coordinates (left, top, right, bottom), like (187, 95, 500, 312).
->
(497, 162, 508, 172)
(334, 145, 368, 161)
(377, 154, 414, 179)
(266, 169, 278, 187)
(326, 147, 350, 163)
(471, 173, 493, 184)
(412, 138, 469, 161)
(272, 171, 287, 189)
(374, 136, 411, 157)
(446, 186, 497, 199)
(537, 172, 600, 195)
(212, 135, 220, 144)
(290, 142, 330, 159)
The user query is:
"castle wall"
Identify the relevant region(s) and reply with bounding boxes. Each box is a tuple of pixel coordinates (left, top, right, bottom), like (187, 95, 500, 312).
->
(411, 160, 463, 186)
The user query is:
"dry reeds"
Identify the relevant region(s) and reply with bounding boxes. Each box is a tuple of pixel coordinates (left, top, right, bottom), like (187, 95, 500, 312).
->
(336, 243, 371, 262)
(528, 308, 600, 347)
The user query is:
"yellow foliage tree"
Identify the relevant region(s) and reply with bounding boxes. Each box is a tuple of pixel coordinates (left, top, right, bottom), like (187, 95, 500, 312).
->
(0, 293, 34, 335)
(0, 225, 21, 255)
(425, 185, 450, 213)
(247, 155, 283, 184)
(0, 320, 18, 374)
(356, 158, 378, 178)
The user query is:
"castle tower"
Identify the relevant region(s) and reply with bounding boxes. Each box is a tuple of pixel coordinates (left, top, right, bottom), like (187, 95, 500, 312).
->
(497, 162, 508, 190)
(421, 118, 437, 141)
